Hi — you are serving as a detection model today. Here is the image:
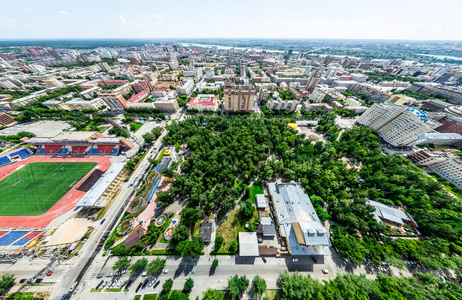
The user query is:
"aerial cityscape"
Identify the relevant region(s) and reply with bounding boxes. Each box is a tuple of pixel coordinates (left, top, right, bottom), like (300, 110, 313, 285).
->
(1, 1, 462, 300)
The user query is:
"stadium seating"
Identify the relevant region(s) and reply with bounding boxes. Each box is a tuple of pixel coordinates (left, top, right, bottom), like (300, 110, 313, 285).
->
(0, 155, 11, 167)
(9, 148, 31, 159)
(22, 232, 42, 239)
(12, 239, 31, 246)
(39, 147, 45, 154)
(44, 145, 54, 153)
(0, 231, 28, 246)
(0, 232, 8, 238)
(91, 148, 99, 154)
(110, 146, 119, 155)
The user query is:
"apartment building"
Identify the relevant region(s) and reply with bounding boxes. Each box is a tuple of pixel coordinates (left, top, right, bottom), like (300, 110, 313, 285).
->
(223, 81, 255, 111)
(98, 90, 127, 110)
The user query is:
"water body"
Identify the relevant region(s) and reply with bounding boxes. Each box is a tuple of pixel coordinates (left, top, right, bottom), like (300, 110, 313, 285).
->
(180, 42, 286, 53)
(417, 53, 462, 61)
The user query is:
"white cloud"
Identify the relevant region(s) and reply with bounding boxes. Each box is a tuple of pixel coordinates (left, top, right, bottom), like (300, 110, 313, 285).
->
(0, 19, 18, 29)
(118, 15, 128, 25)
(25, 8, 32, 11)
(58, 11, 69, 15)
(153, 14, 163, 22)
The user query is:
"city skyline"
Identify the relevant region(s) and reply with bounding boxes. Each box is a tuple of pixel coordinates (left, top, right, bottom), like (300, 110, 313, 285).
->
(1, 0, 462, 41)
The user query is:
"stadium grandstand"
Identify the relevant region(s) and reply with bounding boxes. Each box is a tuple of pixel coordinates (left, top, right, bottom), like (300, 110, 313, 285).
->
(0, 230, 44, 252)
(28, 131, 134, 155)
(0, 147, 32, 167)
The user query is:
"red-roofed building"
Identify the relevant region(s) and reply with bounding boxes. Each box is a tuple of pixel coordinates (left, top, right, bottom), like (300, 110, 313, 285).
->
(187, 94, 219, 112)
(127, 90, 148, 103)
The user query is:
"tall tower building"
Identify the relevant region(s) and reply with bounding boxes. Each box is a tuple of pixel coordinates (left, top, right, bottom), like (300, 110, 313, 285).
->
(305, 72, 321, 91)
(223, 81, 256, 112)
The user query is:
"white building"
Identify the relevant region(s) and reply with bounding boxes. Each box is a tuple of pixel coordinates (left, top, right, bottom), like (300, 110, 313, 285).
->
(176, 80, 195, 96)
(267, 100, 298, 111)
(357, 103, 441, 146)
(308, 89, 327, 103)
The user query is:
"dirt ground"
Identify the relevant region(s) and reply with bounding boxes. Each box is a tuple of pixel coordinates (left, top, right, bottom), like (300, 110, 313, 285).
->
(46, 218, 89, 246)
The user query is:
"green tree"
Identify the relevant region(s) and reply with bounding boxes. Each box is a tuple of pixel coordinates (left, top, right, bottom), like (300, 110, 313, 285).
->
(176, 236, 204, 257)
(252, 276, 267, 300)
(146, 258, 166, 275)
(162, 278, 174, 294)
(128, 258, 148, 275)
(214, 236, 224, 252)
(0, 274, 15, 293)
(170, 224, 189, 244)
(183, 278, 194, 293)
(113, 257, 131, 271)
(157, 191, 174, 208)
(203, 289, 224, 300)
(228, 275, 249, 299)
(143, 132, 156, 144)
(161, 167, 175, 178)
(212, 259, 219, 268)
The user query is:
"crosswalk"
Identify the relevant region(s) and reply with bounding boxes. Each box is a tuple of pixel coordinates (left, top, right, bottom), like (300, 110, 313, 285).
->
(56, 265, 71, 283)
(83, 258, 101, 282)
(325, 255, 338, 277)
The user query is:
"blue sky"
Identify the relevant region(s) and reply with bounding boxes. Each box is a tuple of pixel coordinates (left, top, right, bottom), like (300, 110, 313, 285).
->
(1, 0, 461, 40)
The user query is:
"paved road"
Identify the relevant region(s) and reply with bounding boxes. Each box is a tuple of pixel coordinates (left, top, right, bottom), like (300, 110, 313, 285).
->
(50, 146, 157, 300)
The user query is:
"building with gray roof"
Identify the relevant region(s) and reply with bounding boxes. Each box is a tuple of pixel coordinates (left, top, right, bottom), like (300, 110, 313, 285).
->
(268, 181, 331, 256)
(366, 200, 419, 230)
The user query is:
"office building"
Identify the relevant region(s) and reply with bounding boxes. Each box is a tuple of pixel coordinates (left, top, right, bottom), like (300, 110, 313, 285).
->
(223, 81, 255, 111)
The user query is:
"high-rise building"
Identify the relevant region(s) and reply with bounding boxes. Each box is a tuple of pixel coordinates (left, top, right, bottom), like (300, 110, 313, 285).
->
(223, 81, 255, 112)
(306, 72, 321, 91)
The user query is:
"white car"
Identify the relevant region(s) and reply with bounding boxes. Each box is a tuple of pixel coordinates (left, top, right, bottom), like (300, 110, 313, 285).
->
(322, 269, 329, 274)
(292, 258, 299, 263)
(162, 269, 168, 274)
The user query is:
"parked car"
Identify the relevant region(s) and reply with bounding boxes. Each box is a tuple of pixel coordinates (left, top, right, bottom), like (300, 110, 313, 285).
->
(96, 273, 103, 279)
(262, 257, 267, 263)
(154, 281, 160, 289)
(162, 269, 168, 274)
(292, 258, 299, 263)
(142, 278, 149, 289)
(149, 278, 157, 287)
(258, 239, 263, 243)
(322, 269, 329, 274)
(142, 271, 147, 277)
(135, 282, 143, 293)
(106, 272, 113, 277)
(310, 255, 318, 263)
(101, 281, 107, 288)
(96, 280, 104, 289)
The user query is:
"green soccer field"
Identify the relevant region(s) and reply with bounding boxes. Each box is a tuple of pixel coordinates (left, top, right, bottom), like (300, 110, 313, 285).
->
(0, 162, 97, 216)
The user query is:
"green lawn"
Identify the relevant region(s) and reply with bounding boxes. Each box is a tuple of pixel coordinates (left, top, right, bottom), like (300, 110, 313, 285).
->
(142, 294, 157, 300)
(249, 180, 264, 201)
(0, 162, 96, 216)
(130, 122, 144, 133)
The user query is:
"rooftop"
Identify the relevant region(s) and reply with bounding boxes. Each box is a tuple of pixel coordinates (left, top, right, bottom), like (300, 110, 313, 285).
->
(239, 232, 259, 256)
(269, 181, 330, 255)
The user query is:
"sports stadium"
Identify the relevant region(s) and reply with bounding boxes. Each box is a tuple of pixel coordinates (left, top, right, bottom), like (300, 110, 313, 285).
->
(0, 131, 133, 253)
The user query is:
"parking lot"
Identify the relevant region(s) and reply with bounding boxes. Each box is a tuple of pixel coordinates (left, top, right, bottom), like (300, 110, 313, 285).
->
(0, 120, 70, 137)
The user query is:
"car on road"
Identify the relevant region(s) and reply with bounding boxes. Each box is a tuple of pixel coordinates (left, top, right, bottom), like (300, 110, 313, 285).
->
(262, 257, 267, 263)
(46, 271, 53, 276)
(35, 278, 43, 283)
(310, 255, 318, 263)
(100, 218, 106, 225)
(69, 281, 78, 292)
(322, 269, 329, 274)
(96, 273, 103, 279)
(19, 279, 27, 284)
(135, 282, 143, 293)
(106, 272, 113, 277)
(292, 258, 299, 263)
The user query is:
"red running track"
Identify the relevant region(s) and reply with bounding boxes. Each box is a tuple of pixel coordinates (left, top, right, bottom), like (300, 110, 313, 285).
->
(0, 156, 112, 229)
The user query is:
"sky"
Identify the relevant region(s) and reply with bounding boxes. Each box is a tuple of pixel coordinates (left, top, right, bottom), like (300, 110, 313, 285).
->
(1, 0, 462, 40)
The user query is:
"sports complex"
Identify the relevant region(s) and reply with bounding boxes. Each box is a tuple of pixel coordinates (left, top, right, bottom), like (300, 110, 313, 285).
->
(0, 130, 133, 253)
